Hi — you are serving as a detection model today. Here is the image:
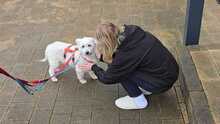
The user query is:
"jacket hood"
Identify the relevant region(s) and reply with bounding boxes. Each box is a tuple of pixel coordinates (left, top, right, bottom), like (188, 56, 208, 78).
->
(117, 25, 146, 50)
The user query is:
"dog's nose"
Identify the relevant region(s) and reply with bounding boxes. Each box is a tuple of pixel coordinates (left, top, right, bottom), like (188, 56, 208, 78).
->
(86, 51, 90, 55)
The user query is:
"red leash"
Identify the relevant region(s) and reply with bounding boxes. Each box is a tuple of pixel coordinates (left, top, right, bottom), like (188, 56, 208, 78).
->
(0, 45, 77, 95)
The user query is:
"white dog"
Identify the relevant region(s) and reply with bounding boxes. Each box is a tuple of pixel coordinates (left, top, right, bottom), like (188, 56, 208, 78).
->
(40, 37, 98, 84)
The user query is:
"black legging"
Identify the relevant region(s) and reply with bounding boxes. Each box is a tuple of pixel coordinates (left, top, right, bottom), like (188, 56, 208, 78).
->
(120, 72, 173, 97)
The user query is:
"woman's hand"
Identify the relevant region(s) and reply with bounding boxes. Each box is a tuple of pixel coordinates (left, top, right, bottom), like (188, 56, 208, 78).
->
(95, 48, 101, 59)
(78, 62, 95, 72)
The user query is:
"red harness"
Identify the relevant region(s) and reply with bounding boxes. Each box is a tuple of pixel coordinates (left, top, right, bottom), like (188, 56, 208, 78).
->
(64, 45, 94, 63)
(63, 45, 77, 59)
(54, 45, 79, 73)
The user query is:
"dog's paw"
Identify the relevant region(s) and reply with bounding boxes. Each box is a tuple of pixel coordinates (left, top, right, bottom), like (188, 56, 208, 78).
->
(89, 72, 98, 80)
(79, 79, 87, 84)
(91, 75, 98, 80)
(51, 77, 58, 82)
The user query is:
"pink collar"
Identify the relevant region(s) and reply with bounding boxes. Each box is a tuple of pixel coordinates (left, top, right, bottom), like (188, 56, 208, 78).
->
(82, 56, 94, 63)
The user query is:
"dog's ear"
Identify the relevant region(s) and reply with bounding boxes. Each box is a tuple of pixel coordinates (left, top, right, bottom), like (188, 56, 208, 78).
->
(75, 38, 81, 45)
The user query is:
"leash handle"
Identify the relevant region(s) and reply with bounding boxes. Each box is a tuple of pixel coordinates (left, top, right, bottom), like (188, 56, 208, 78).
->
(0, 67, 35, 94)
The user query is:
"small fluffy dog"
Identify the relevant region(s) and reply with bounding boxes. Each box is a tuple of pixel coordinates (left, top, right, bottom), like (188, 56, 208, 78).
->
(40, 37, 98, 84)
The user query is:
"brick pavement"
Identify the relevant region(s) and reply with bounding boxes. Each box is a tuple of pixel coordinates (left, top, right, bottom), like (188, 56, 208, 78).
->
(0, 0, 187, 124)
(188, 1, 220, 123)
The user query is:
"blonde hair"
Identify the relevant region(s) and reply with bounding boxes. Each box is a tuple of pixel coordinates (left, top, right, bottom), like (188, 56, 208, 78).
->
(95, 22, 120, 63)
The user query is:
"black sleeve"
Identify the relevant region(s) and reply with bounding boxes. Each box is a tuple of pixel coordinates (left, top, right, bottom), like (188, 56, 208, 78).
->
(91, 64, 110, 82)
(91, 51, 142, 84)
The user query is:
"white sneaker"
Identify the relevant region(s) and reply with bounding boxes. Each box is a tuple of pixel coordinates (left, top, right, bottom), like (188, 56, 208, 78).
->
(115, 95, 148, 110)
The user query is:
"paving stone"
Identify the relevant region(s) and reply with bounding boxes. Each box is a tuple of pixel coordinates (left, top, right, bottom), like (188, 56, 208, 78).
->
(12, 88, 38, 103)
(194, 107, 215, 124)
(53, 101, 73, 114)
(23, 61, 48, 79)
(189, 91, 209, 108)
(209, 50, 220, 74)
(74, 82, 95, 98)
(0, 84, 15, 106)
(5, 103, 34, 121)
(178, 46, 204, 92)
(158, 88, 182, 119)
(71, 119, 91, 124)
(162, 119, 185, 124)
(91, 103, 118, 116)
(202, 80, 220, 123)
(191, 51, 219, 81)
(0, 75, 18, 91)
(139, 98, 162, 124)
(15, 38, 41, 64)
(179, 103, 189, 124)
(120, 119, 139, 124)
(94, 82, 118, 94)
(174, 86, 184, 103)
(57, 84, 77, 101)
(0, 120, 29, 124)
(119, 110, 139, 120)
(140, 119, 162, 124)
(29, 110, 51, 124)
(70, 97, 93, 106)
(50, 114, 71, 124)
(39, 82, 60, 95)
(72, 105, 91, 120)
(0, 106, 7, 120)
(90, 96, 116, 108)
(37, 84, 59, 104)
(204, 44, 220, 51)
(36, 99, 56, 110)
(0, 50, 19, 70)
(92, 111, 119, 124)
(93, 85, 118, 103)
(9, 63, 27, 80)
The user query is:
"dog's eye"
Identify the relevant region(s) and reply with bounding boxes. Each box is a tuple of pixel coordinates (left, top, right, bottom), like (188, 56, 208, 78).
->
(88, 44, 91, 47)
(81, 45, 85, 48)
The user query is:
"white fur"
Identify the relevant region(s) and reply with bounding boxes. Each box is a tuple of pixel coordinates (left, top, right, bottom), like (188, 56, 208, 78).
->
(40, 37, 98, 83)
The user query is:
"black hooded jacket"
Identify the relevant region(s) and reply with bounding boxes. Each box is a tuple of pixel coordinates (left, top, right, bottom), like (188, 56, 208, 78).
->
(91, 25, 179, 90)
